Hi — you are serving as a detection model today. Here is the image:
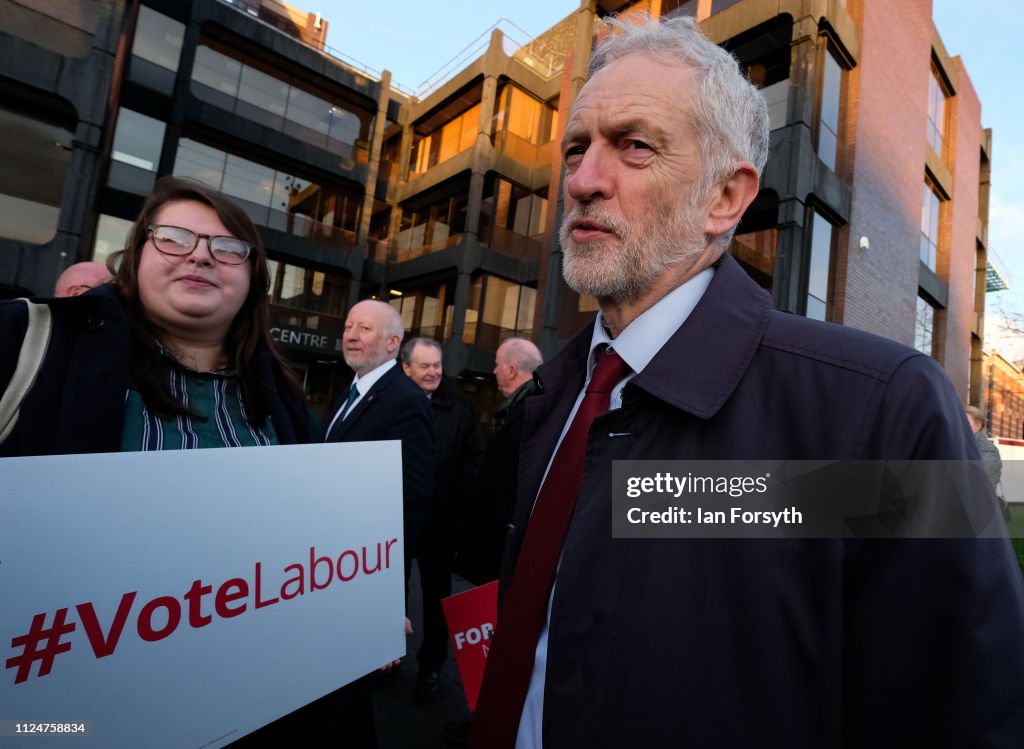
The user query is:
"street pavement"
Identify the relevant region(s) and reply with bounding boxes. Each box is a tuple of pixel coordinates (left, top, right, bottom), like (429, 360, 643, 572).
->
(373, 565, 476, 748)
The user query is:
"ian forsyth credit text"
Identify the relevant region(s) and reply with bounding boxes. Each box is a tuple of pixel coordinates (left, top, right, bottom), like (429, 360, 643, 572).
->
(624, 471, 803, 527)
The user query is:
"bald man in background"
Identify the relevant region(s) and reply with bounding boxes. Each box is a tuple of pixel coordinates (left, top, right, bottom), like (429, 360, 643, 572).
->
(54, 262, 110, 297)
(457, 337, 543, 585)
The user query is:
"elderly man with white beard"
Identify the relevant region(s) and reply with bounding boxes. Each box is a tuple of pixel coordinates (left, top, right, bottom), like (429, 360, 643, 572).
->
(469, 14, 1024, 749)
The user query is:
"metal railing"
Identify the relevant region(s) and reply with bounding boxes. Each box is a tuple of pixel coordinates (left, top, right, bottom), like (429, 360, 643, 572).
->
(415, 17, 565, 99)
(215, 0, 415, 95)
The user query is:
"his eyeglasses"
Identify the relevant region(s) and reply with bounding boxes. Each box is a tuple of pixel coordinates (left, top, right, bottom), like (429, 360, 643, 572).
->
(147, 224, 253, 266)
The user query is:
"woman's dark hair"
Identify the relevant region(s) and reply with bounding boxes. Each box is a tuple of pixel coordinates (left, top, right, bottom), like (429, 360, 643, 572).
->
(109, 176, 304, 423)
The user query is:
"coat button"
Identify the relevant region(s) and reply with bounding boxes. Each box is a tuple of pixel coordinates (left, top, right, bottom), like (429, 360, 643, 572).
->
(87, 316, 104, 330)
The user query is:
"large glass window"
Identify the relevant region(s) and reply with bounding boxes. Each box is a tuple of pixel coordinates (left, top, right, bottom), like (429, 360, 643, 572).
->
(132, 6, 184, 72)
(174, 139, 361, 248)
(920, 182, 941, 271)
(410, 104, 480, 177)
(4, 0, 99, 57)
(463, 275, 536, 349)
(388, 281, 456, 342)
(729, 229, 776, 291)
(926, 65, 948, 157)
(915, 296, 935, 357)
(0, 104, 73, 245)
(268, 261, 346, 320)
(745, 38, 791, 134)
(806, 213, 834, 321)
(394, 192, 468, 261)
(191, 44, 365, 158)
(92, 214, 134, 264)
(478, 175, 547, 260)
(493, 85, 556, 167)
(818, 48, 842, 171)
(111, 109, 165, 171)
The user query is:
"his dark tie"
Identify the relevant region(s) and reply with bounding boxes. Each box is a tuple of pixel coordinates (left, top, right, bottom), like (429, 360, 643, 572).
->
(470, 345, 630, 748)
(338, 382, 359, 420)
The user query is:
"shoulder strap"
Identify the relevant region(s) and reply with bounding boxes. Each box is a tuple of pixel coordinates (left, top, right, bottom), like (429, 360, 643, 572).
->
(0, 299, 53, 444)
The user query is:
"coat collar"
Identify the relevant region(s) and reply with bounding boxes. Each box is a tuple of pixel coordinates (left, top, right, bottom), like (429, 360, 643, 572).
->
(330, 363, 402, 437)
(537, 254, 772, 420)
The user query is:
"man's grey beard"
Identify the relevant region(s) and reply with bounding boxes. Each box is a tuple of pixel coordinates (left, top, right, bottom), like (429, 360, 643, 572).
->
(559, 202, 706, 303)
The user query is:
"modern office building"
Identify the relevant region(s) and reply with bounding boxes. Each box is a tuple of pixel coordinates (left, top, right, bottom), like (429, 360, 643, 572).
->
(0, 0, 997, 421)
(983, 350, 1024, 440)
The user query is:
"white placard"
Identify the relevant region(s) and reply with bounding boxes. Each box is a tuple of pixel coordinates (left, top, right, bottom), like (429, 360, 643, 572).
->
(0, 442, 405, 748)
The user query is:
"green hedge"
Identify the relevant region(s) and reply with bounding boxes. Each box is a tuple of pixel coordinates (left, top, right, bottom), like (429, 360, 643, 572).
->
(1008, 504, 1024, 576)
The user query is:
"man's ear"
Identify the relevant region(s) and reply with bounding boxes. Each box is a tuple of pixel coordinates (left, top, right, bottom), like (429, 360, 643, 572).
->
(401, 362, 412, 377)
(703, 161, 760, 238)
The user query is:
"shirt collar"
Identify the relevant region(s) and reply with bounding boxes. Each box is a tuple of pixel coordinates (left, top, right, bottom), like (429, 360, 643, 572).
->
(352, 357, 396, 393)
(585, 266, 715, 376)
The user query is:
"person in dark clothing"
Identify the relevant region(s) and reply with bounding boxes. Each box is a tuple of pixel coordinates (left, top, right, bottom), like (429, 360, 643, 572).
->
(470, 15, 1024, 749)
(456, 337, 543, 585)
(966, 404, 1009, 521)
(400, 337, 484, 702)
(966, 405, 1003, 487)
(0, 177, 383, 746)
(0, 175, 313, 456)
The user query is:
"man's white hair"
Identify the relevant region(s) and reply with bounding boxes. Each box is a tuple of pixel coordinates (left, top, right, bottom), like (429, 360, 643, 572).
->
(589, 13, 770, 247)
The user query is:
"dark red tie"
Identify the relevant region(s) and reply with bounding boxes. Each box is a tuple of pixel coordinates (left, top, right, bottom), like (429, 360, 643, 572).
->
(470, 345, 630, 748)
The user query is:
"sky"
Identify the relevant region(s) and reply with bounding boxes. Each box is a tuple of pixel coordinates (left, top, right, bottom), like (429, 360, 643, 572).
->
(930, 0, 1024, 356)
(314, 0, 1023, 349)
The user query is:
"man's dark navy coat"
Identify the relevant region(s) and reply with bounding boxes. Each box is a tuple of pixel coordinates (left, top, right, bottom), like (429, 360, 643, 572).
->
(497, 255, 1024, 747)
(324, 362, 434, 546)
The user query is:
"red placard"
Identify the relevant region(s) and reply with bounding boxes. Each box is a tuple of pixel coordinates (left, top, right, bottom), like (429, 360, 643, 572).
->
(441, 580, 498, 711)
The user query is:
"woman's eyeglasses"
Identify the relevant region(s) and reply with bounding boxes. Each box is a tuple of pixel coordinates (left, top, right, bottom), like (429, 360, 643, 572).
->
(147, 225, 253, 266)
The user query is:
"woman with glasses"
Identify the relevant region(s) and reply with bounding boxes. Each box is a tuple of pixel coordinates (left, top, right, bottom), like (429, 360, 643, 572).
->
(0, 175, 316, 455)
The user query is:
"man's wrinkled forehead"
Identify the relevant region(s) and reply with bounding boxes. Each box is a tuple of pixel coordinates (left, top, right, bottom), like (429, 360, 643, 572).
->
(564, 53, 700, 141)
(348, 300, 387, 323)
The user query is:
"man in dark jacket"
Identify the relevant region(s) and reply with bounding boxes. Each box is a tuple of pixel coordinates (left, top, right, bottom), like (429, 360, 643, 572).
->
(457, 338, 543, 585)
(470, 15, 1024, 749)
(401, 337, 484, 702)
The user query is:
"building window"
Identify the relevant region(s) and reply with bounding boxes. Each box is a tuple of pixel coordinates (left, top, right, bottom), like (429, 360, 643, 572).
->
(409, 103, 480, 177)
(191, 44, 365, 159)
(818, 47, 842, 171)
(388, 281, 456, 342)
(478, 175, 548, 261)
(492, 85, 556, 167)
(111, 109, 165, 171)
(132, 6, 184, 72)
(92, 214, 134, 264)
(744, 29, 792, 133)
(915, 295, 935, 357)
(267, 261, 347, 320)
(0, 104, 73, 245)
(920, 181, 941, 271)
(174, 138, 361, 248)
(4, 0, 99, 57)
(710, 0, 743, 13)
(463, 275, 536, 349)
(394, 192, 468, 261)
(926, 65, 948, 157)
(729, 228, 777, 291)
(806, 212, 834, 321)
